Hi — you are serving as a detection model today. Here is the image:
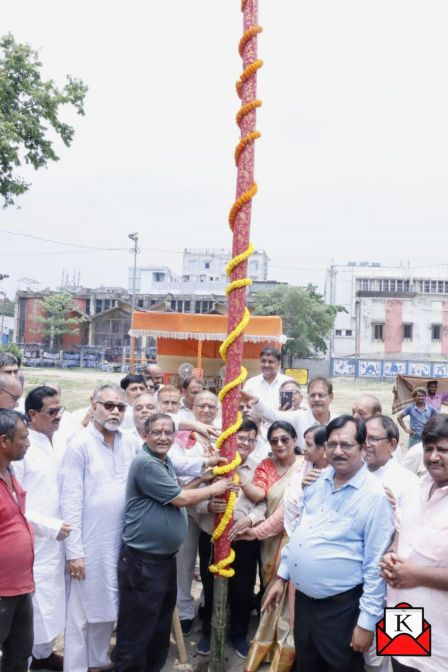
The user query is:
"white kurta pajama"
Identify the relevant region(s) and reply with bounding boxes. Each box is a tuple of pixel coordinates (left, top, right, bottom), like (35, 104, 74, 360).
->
(13, 429, 66, 658)
(60, 424, 137, 672)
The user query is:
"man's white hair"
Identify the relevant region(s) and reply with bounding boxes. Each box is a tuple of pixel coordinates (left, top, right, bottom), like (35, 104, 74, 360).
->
(93, 384, 126, 403)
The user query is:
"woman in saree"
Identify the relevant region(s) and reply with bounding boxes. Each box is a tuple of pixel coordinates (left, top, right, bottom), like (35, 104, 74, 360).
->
(231, 424, 328, 672)
(233, 421, 301, 672)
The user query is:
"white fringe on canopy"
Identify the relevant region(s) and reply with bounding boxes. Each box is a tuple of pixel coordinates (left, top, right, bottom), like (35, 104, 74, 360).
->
(128, 329, 286, 343)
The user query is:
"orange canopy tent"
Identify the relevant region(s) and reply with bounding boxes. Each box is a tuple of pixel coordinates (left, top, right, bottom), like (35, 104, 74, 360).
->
(130, 311, 285, 377)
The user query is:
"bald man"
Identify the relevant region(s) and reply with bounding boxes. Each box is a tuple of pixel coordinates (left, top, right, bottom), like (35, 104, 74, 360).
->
(352, 395, 382, 421)
(0, 372, 22, 410)
(143, 364, 164, 393)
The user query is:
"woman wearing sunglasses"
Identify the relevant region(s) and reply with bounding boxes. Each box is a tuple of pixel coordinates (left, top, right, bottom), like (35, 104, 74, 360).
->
(237, 421, 300, 671)
(235, 425, 328, 670)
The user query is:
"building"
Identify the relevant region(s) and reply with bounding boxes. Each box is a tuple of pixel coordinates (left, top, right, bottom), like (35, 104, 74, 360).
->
(14, 272, 285, 352)
(181, 248, 268, 283)
(325, 262, 448, 360)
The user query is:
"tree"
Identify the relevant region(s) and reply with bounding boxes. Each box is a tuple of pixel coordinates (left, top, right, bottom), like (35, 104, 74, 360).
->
(0, 343, 21, 358)
(254, 285, 345, 360)
(32, 293, 87, 350)
(0, 33, 88, 207)
(0, 296, 14, 317)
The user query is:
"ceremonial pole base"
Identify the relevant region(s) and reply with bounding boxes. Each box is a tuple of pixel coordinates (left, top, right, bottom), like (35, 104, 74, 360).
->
(210, 576, 229, 672)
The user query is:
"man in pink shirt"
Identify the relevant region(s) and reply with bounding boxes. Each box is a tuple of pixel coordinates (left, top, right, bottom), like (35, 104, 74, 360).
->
(381, 413, 448, 672)
(424, 379, 448, 411)
(0, 409, 33, 672)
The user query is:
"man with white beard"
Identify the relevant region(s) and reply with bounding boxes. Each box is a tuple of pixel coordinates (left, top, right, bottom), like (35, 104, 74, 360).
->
(13, 386, 71, 672)
(60, 384, 137, 672)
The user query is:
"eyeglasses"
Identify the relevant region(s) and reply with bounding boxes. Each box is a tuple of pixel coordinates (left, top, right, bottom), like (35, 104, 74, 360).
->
(270, 435, 292, 446)
(237, 436, 257, 445)
(325, 441, 358, 451)
(365, 436, 389, 446)
(149, 430, 175, 438)
(96, 401, 127, 413)
(1, 389, 21, 403)
(38, 406, 65, 417)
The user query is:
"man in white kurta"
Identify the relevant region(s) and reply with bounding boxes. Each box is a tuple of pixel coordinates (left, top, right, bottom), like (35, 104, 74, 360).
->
(14, 386, 69, 671)
(364, 415, 419, 672)
(243, 347, 293, 408)
(380, 413, 448, 672)
(245, 377, 336, 451)
(173, 391, 220, 632)
(60, 384, 138, 672)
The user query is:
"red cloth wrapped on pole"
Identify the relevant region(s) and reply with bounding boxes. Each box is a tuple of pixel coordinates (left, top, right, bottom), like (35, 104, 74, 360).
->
(211, 0, 263, 573)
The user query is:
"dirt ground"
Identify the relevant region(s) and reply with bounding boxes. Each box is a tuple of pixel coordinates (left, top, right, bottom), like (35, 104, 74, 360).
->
(25, 368, 399, 671)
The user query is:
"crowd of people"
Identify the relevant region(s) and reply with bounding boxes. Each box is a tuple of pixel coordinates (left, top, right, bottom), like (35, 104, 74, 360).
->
(0, 348, 447, 672)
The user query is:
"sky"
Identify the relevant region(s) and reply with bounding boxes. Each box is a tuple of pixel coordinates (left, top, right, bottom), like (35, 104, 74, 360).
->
(2, 0, 448, 299)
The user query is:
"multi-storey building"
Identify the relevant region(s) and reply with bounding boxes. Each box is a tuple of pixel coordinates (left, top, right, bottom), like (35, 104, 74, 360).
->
(325, 262, 448, 360)
(181, 248, 268, 283)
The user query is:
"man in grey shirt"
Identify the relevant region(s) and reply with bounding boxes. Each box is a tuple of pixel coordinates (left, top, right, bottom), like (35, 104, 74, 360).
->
(114, 413, 233, 672)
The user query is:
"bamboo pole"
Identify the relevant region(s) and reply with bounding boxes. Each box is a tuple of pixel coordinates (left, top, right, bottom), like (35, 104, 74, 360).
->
(209, 1, 262, 669)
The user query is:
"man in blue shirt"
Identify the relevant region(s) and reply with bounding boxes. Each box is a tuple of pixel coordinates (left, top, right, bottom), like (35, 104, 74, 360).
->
(264, 415, 395, 672)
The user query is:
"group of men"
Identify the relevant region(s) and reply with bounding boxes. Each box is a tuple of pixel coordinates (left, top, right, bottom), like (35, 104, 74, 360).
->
(0, 348, 447, 672)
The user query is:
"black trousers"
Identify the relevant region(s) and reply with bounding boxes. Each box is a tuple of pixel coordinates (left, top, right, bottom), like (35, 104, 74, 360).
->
(392, 660, 422, 672)
(0, 593, 33, 672)
(198, 531, 259, 640)
(114, 544, 177, 672)
(294, 586, 365, 672)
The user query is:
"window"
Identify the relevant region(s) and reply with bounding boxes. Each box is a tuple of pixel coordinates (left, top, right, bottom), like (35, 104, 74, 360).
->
(372, 323, 384, 340)
(432, 324, 442, 341)
(153, 272, 165, 282)
(404, 280, 410, 292)
(403, 323, 413, 340)
(104, 299, 111, 310)
(361, 279, 369, 291)
(438, 281, 444, 293)
(204, 262, 210, 269)
(397, 280, 403, 292)
(431, 281, 437, 293)
(95, 299, 103, 313)
(335, 329, 342, 336)
(445, 282, 448, 294)
(184, 300, 191, 312)
(345, 329, 352, 336)
(382, 280, 389, 292)
(390, 280, 396, 292)
(424, 280, 430, 293)
(137, 299, 144, 308)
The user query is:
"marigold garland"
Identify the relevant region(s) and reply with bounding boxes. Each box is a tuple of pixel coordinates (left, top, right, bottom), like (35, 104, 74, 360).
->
(210, 0, 262, 578)
(209, 548, 236, 578)
(211, 474, 240, 543)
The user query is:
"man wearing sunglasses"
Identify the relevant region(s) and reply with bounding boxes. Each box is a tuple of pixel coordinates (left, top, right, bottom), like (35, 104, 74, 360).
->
(60, 384, 138, 672)
(13, 386, 71, 672)
(265, 415, 395, 672)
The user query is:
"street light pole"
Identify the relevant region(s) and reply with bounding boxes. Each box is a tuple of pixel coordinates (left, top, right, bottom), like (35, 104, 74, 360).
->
(128, 233, 139, 372)
(0, 276, 9, 346)
(0, 292, 5, 343)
